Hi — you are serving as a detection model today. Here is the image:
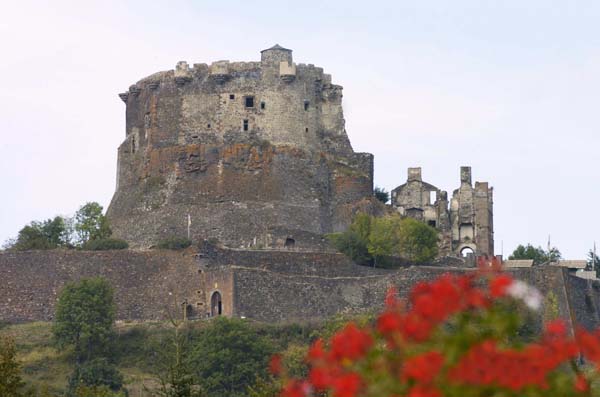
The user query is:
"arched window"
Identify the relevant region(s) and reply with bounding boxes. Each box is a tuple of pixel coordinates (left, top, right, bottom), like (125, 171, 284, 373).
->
(211, 291, 222, 316)
(460, 247, 475, 257)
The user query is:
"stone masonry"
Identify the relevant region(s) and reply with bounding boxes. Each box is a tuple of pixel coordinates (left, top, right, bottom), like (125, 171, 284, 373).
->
(107, 45, 376, 249)
(391, 167, 494, 257)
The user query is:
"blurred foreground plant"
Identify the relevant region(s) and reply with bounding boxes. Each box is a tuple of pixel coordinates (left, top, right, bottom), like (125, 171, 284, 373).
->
(271, 258, 600, 397)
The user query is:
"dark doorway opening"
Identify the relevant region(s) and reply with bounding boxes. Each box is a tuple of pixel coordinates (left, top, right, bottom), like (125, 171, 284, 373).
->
(284, 238, 295, 248)
(427, 220, 436, 228)
(211, 291, 222, 316)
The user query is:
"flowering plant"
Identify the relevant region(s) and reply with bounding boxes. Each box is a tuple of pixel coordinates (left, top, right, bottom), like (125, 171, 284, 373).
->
(270, 258, 600, 397)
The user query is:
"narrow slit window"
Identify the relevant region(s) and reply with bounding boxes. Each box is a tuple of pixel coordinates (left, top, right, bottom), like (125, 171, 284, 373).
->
(243, 119, 249, 131)
(260, 101, 265, 110)
(245, 96, 254, 108)
(229, 94, 235, 100)
(207, 123, 211, 129)
(304, 100, 310, 111)
(305, 127, 309, 133)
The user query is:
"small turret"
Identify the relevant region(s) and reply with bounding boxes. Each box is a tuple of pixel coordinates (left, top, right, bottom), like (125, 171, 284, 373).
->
(260, 44, 293, 66)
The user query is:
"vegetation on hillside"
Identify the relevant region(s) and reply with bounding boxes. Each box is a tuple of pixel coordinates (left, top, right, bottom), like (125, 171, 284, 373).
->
(2, 202, 128, 252)
(327, 213, 438, 266)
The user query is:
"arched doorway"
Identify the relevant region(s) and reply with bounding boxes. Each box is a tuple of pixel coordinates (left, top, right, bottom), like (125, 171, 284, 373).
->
(460, 246, 475, 257)
(211, 291, 222, 317)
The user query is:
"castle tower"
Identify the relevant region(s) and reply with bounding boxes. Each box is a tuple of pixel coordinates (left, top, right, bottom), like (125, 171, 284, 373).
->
(107, 46, 375, 249)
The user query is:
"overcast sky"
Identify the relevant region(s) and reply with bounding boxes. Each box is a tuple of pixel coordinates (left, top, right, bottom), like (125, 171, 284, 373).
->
(1, 0, 598, 258)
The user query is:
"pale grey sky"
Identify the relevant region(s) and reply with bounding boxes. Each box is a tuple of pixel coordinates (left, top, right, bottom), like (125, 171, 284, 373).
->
(1, 0, 598, 258)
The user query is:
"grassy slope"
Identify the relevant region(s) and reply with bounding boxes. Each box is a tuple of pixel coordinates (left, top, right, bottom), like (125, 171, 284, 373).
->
(0, 318, 327, 396)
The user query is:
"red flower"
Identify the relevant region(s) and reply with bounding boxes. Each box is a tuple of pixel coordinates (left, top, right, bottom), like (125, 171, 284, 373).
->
(330, 323, 373, 362)
(308, 338, 326, 362)
(281, 379, 309, 397)
(377, 311, 403, 335)
(331, 372, 362, 397)
(489, 274, 513, 298)
(407, 384, 442, 397)
(575, 374, 589, 393)
(401, 351, 445, 384)
(269, 354, 282, 376)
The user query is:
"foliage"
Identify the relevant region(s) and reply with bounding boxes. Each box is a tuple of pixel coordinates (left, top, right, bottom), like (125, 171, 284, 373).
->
(9, 216, 71, 251)
(367, 216, 401, 266)
(587, 249, 600, 278)
(373, 187, 389, 204)
(327, 232, 371, 266)
(396, 217, 439, 264)
(274, 258, 600, 397)
(67, 359, 125, 397)
(156, 237, 192, 250)
(74, 202, 112, 245)
(81, 238, 128, 251)
(0, 335, 31, 397)
(190, 317, 275, 397)
(509, 243, 562, 265)
(330, 213, 439, 266)
(153, 317, 204, 397)
(52, 278, 116, 362)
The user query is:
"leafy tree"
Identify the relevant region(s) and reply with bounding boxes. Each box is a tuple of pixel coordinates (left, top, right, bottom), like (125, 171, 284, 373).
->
(327, 231, 371, 265)
(9, 216, 70, 251)
(396, 218, 438, 264)
(53, 278, 116, 362)
(0, 335, 31, 397)
(154, 317, 204, 397)
(74, 203, 112, 245)
(509, 244, 562, 265)
(587, 249, 600, 278)
(368, 216, 401, 266)
(373, 187, 390, 204)
(190, 317, 275, 397)
(67, 358, 126, 397)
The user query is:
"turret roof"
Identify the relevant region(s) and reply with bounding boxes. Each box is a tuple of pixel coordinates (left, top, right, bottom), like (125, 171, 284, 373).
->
(261, 44, 292, 52)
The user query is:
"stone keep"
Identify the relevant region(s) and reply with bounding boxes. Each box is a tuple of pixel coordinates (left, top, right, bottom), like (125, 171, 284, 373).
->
(390, 167, 494, 256)
(107, 45, 375, 249)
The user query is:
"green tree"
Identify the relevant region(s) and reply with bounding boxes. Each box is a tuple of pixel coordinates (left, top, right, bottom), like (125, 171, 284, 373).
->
(67, 358, 126, 397)
(53, 278, 116, 362)
(327, 213, 373, 265)
(373, 187, 389, 204)
(0, 335, 31, 397)
(368, 216, 401, 266)
(587, 249, 600, 278)
(190, 318, 274, 397)
(509, 243, 562, 265)
(74, 203, 112, 245)
(154, 317, 204, 397)
(9, 216, 70, 251)
(396, 217, 438, 264)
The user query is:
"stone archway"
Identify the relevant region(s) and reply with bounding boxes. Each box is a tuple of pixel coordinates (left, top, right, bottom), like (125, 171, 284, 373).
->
(211, 291, 222, 316)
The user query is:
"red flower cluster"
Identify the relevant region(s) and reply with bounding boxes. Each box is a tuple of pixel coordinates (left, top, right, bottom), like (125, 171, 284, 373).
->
(277, 265, 600, 397)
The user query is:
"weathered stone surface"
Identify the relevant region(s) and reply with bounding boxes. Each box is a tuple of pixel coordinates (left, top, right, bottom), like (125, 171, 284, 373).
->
(107, 45, 375, 249)
(0, 250, 202, 322)
(391, 166, 494, 256)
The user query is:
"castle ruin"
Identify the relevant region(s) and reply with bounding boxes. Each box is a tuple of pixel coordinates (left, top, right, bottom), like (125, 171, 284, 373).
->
(391, 166, 494, 257)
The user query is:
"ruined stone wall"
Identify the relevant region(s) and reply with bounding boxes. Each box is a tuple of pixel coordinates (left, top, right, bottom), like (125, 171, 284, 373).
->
(107, 46, 375, 249)
(0, 250, 203, 323)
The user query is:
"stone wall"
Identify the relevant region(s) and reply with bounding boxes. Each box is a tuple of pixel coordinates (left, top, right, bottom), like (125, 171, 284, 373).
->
(0, 250, 202, 323)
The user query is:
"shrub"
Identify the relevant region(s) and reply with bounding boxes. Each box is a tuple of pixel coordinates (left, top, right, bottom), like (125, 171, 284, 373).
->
(156, 237, 192, 250)
(67, 358, 125, 397)
(82, 238, 128, 251)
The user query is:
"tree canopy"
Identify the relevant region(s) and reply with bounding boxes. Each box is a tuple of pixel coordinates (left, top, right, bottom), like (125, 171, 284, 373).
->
(508, 244, 562, 265)
(373, 187, 390, 204)
(9, 216, 71, 250)
(190, 318, 274, 397)
(328, 213, 439, 266)
(53, 278, 116, 362)
(74, 202, 112, 245)
(0, 336, 30, 397)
